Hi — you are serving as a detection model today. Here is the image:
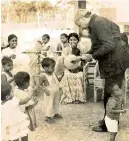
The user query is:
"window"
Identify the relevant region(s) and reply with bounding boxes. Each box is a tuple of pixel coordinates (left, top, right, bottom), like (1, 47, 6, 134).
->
(78, 0, 86, 9)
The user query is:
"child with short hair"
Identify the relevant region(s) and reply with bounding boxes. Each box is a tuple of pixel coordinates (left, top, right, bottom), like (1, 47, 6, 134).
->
(14, 71, 38, 131)
(57, 33, 70, 56)
(1, 82, 29, 141)
(105, 83, 127, 141)
(41, 34, 53, 57)
(39, 58, 63, 123)
(1, 56, 15, 89)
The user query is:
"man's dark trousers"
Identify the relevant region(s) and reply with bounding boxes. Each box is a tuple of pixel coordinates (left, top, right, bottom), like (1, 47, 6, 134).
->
(101, 72, 124, 130)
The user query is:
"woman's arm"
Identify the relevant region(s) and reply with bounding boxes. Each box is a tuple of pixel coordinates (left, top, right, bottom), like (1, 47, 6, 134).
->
(55, 56, 65, 81)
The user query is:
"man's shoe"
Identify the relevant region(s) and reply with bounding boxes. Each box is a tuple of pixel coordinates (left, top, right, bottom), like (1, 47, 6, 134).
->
(53, 114, 63, 119)
(45, 117, 55, 124)
(92, 126, 107, 132)
(98, 120, 104, 125)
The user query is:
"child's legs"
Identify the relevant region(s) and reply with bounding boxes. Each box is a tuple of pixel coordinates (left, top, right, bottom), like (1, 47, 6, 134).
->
(110, 132, 117, 141)
(44, 93, 54, 117)
(54, 91, 60, 114)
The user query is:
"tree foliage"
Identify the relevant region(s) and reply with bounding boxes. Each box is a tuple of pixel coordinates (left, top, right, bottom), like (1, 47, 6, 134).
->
(1, 1, 58, 23)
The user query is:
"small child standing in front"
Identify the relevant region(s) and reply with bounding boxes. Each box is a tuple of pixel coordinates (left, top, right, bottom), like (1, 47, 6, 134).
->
(105, 83, 127, 141)
(14, 71, 38, 131)
(1, 82, 29, 141)
(39, 58, 63, 123)
(1, 56, 15, 90)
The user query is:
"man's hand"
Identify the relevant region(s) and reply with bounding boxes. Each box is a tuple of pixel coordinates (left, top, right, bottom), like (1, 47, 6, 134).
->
(81, 54, 93, 62)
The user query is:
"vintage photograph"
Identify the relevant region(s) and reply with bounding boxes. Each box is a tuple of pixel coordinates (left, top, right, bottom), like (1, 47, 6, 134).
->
(1, 0, 129, 141)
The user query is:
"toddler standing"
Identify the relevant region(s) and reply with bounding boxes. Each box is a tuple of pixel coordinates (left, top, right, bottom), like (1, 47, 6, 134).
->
(39, 58, 63, 123)
(14, 71, 38, 131)
(105, 83, 127, 141)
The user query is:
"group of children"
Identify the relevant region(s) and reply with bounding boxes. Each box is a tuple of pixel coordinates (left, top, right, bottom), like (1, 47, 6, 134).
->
(1, 32, 129, 141)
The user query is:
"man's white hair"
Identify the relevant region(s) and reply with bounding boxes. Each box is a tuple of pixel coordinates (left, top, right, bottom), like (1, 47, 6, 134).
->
(74, 8, 95, 26)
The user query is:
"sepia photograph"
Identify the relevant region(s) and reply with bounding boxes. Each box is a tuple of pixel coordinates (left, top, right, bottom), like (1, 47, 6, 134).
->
(1, 0, 129, 141)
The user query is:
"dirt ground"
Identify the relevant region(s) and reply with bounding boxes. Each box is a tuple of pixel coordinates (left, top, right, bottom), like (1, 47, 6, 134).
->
(29, 93, 129, 141)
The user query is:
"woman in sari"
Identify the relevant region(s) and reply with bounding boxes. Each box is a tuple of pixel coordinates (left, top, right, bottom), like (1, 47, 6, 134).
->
(56, 33, 87, 104)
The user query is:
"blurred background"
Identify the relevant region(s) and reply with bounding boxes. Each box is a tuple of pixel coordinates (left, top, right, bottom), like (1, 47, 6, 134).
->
(1, 0, 129, 51)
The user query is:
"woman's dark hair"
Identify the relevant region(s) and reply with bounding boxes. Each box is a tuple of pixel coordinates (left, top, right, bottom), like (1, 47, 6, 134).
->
(8, 34, 17, 43)
(42, 34, 50, 40)
(60, 33, 68, 39)
(1, 56, 13, 66)
(41, 57, 55, 68)
(7, 34, 17, 47)
(68, 33, 79, 42)
(1, 82, 12, 101)
(121, 32, 128, 46)
(14, 71, 30, 87)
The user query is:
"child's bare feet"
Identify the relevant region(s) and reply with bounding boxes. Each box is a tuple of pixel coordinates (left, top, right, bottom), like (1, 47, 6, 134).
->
(54, 114, 63, 119)
(45, 117, 55, 124)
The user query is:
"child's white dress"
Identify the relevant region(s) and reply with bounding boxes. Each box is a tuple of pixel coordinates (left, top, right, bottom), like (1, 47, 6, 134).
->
(43, 72, 62, 117)
(14, 88, 37, 131)
(1, 97, 29, 141)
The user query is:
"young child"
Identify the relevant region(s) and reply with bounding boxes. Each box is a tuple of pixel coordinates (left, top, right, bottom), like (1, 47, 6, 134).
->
(57, 33, 70, 56)
(39, 58, 63, 123)
(14, 71, 38, 131)
(105, 83, 127, 141)
(1, 82, 29, 141)
(41, 34, 53, 57)
(1, 56, 15, 90)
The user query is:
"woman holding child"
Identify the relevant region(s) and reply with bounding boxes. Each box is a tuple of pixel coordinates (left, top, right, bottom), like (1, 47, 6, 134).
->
(56, 33, 87, 104)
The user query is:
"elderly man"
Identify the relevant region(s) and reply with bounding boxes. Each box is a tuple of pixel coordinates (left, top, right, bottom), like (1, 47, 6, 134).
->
(75, 10, 129, 132)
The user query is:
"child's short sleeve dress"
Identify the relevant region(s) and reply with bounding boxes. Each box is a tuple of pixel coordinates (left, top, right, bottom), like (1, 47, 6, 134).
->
(1, 97, 29, 141)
